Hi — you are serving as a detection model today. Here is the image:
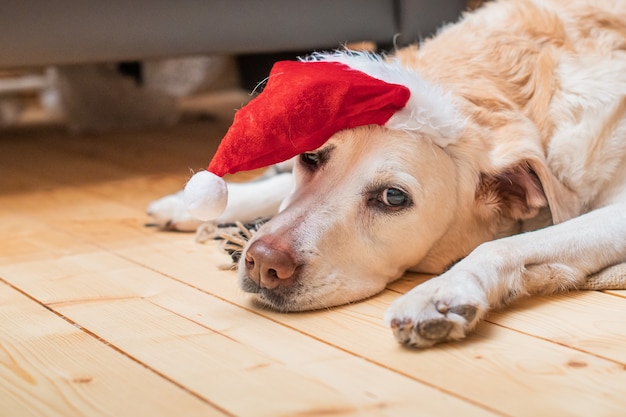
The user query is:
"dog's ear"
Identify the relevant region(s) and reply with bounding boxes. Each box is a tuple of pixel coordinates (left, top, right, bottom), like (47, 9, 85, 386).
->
(525, 157, 580, 224)
(471, 114, 581, 224)
(476, 163, 547, 221)
(476, 158, 580, 224)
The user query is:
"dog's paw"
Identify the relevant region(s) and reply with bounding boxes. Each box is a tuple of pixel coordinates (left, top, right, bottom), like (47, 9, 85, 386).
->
(384, 273, 489, 348)
(146, 190, 203, 232)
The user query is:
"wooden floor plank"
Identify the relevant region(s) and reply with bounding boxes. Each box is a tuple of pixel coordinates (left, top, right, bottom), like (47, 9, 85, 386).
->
(0, 281, 225, 417)
(2, 115, 626, 417)
(488, 291, 626, 363)
(95, 227, 626, 417)
(8, 202, 621, 417)
(0, 235, 497, 417)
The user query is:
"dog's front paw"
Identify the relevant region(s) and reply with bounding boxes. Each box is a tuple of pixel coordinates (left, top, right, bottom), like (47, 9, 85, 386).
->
(384, 273, 489, 348)
(147, 190, 203, 232)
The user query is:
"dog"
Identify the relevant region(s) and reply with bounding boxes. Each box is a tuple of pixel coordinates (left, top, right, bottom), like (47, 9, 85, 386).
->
(149, 0, 626, 348)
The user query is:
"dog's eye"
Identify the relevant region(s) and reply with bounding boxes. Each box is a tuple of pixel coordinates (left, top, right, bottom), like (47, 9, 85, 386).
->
(368, 186, 411, 212)
(380, 188, 409, 207)
(299, 146, 334, 171)
(300, 152, 320, 166)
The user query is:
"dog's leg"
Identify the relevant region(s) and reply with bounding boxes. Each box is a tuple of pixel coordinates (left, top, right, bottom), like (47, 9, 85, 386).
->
(385, 203, 626, 348)
(147, 190, 202, 231)
(147, 170, 293, 231)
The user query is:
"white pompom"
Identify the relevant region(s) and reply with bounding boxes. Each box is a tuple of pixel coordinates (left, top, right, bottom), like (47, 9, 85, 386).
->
(183, 170, 228, 221)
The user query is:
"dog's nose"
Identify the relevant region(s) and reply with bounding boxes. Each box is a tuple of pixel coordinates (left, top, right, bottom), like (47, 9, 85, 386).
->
(244, 240, 297, 289)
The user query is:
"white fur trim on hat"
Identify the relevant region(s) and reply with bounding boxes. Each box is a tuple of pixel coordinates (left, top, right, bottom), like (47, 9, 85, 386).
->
(183, 170, 228, 221)
(305, 51, 464, 146)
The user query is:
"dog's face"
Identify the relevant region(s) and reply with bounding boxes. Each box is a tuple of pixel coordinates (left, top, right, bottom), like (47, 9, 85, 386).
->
(238, 125, 462, 311)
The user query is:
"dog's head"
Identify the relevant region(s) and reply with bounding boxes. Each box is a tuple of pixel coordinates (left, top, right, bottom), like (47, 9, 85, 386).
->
(238, 123, 468, 311)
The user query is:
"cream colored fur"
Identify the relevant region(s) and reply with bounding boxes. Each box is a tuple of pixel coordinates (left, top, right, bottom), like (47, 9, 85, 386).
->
(149, 0, 626, 348)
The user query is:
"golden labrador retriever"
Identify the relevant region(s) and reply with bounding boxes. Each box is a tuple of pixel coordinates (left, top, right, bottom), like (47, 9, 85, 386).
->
(149, 0, 626, 347)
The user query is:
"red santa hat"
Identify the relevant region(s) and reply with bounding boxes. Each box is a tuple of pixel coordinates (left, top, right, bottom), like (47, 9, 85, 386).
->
(184, 52, 461, 221)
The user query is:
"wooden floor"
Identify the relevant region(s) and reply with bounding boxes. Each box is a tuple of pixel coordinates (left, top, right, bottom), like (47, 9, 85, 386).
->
(1, 94, 626, 417)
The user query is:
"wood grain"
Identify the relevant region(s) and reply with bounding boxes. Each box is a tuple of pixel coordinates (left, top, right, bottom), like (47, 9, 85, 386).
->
(1, 99, 625, 416)
(0, 282, 223, 417)
(1, 232, 494, 417)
